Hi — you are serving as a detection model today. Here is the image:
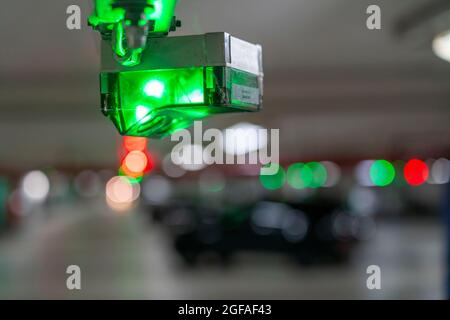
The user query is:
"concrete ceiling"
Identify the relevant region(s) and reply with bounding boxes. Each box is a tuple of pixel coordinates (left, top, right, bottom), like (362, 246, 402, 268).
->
(0, 0, 444, 73)
(0, 0, 449, 168)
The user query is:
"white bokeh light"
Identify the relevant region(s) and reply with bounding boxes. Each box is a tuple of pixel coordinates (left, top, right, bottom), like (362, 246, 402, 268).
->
(433, 31, 450, 63)
(21, 170, 50, 202)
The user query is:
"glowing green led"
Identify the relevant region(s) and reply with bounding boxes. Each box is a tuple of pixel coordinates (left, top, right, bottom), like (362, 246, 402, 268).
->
(306, 162, 327, 188)
(90, 0, 177, 34)
(100, 65, 261, 138)
(135, 105, 151, 122)
(185, 90, 204, 103)
(89, 1, 179, 66)
(260, 164, 285, 190)
(287, 162, 327, 189)
(287, 163, 311, 189)
(144, 80, 165, 98)
(370, 160, 395, 187)
(88, 0, 125, 26)
(101, 67, 209, 137)
(145, 0, 178, 33)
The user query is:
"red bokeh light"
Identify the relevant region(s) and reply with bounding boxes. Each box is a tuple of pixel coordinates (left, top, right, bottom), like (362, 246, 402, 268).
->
(123, 136, 147, 152)
(404, 159, 429, 186)
(119, 136, 154, 179)
(121, 150, 153, 177)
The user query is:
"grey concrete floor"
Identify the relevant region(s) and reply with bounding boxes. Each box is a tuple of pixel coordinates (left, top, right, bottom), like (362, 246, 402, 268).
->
(0, 200, 446, 299)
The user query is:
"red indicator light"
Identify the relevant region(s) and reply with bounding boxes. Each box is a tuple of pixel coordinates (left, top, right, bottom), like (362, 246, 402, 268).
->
(119, 136, 153, 181)
(123, 136, 147, 152)
(404, 159, 429, 186)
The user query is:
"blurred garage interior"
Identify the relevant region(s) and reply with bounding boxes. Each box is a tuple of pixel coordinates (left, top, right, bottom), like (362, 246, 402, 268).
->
(0, 0, 450, 299)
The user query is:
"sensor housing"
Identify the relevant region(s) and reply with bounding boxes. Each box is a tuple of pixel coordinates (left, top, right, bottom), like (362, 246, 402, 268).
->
(100, 32, 263, 138)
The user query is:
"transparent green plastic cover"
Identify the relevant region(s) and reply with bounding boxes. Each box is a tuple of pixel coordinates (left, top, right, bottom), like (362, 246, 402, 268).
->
(100, 66, 261, 138)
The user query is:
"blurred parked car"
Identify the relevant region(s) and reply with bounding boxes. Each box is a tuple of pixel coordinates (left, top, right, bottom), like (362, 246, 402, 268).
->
(146, 197, 373, 266)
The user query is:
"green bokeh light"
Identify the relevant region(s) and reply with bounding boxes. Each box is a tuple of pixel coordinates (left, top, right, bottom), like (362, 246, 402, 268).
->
(260, 164, 285, 190)
(287, 163, 311, 189)
(287, 162, 327, 189)
(306, 162, 327, 188)
(370, 160, 395, 187)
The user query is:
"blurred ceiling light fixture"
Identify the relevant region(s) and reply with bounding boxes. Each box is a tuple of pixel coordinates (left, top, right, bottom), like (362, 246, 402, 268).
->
(21, 170, 50, 203)
(432, 30, 450, 62)
(395, 1, 450, 61)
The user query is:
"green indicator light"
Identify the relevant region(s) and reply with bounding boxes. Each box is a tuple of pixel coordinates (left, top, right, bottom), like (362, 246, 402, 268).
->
(147, 0, 163, 19)
(306, 162, 327, 188)
(145, 0, 177, 33)
(102, 67, 207, 137)
(89, 1, 180, 66)
(287, 162, 327, 189)
(101, 66, 260, 138)
(135, 105, 151, 122)
(144, 80, 165, 98)
(90, 0, 177, 34)
(370, 160, 395, 187)
(260, 164, 285, 190)
(183, 90, 204, 103)
(88, 0, 125, 26)
(287, 163, 311, 189)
